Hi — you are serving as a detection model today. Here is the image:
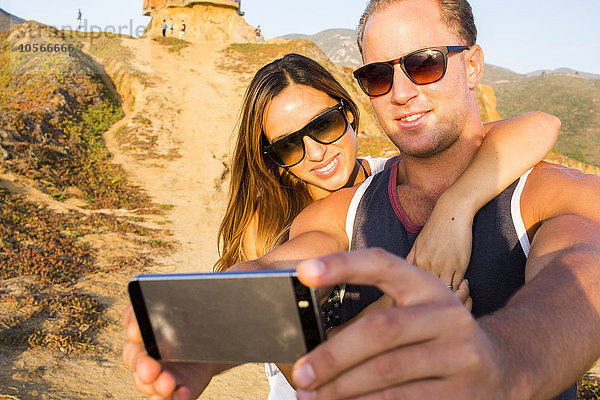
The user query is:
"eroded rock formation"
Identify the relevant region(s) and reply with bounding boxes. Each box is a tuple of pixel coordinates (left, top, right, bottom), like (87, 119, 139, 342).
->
(142, 0, 255, 43)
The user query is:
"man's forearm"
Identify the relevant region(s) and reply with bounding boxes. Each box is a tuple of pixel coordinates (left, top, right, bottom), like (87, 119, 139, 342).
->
(479, 217, 600, 399)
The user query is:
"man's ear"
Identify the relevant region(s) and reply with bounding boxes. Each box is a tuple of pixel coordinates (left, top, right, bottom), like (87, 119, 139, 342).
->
(465, 44, 484, 89)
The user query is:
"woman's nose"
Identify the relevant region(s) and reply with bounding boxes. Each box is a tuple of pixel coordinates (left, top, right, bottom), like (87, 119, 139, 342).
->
(303, 135, 327, 162)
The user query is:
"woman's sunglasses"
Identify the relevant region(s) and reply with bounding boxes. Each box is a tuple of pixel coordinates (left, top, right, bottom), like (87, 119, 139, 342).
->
(263, 99, 349, 168)
(353, 45, 470, 97)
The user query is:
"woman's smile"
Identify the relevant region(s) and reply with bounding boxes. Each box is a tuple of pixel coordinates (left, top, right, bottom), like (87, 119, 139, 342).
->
(311, 154, 340, 178)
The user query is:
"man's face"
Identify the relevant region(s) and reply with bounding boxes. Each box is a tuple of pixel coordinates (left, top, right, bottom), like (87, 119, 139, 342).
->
(362, 0, 472, 158)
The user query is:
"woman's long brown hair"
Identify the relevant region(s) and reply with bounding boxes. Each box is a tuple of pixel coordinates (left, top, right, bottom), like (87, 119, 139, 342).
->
(214, 54, 360, 271)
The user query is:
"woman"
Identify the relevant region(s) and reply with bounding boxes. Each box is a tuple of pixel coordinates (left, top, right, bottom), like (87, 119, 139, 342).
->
(214, 53, 559, 398)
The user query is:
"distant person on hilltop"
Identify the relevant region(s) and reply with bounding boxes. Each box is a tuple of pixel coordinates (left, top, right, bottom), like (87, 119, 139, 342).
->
(179, 19, 186, 40)
(76, 8, 82, 31)
(162, 19, 167, 37)
(169, 19, 174, 36)
(255, 25, 262, 44)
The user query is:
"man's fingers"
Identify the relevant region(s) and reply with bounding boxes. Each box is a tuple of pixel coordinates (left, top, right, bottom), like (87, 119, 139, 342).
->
(293, 303, 459, 391)
(297, 248, 448, 307)
(305, 340, 467, 400)
(311, 379, 449, 400)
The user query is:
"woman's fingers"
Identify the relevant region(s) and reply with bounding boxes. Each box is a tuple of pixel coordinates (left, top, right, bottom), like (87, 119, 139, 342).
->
(454, 279, 471, 307)
(122, 340, 145, 369)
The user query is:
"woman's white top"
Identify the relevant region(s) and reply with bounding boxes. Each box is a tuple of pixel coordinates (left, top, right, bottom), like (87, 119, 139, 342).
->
(265, 156, 389, 399)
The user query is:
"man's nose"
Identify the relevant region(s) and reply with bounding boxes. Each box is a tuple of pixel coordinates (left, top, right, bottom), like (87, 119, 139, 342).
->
(303, 135, 326, 162)
(389, 65, 419, 105)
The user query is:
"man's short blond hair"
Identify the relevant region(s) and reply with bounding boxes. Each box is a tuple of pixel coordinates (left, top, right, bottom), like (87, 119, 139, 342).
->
(357, 0, 477, 56)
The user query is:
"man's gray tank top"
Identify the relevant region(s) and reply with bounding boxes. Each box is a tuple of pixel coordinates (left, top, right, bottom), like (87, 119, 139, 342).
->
(337, 161, 576, 400)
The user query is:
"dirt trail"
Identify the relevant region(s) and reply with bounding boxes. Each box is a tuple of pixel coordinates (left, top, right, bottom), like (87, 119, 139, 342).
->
(1, 35, 270, 399)
(100, 37, 270, 398)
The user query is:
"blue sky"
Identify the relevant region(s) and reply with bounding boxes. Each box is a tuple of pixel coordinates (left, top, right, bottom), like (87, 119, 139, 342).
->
(2, 0, 599, 75)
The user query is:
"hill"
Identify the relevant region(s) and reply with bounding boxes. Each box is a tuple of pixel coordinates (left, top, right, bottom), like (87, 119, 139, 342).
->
(527, 68, 600, 80)
(0, 7, 24, 32)
(280, 28, 362, 67)
(0, 21, 174, 399)
(481, 64, 527, 85)
(491, 72, 600, 167)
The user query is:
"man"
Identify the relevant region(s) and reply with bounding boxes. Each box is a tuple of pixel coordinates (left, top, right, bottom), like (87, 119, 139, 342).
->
(123, 0, 600, 398)
(255, 25, 262, 44)
(76, 8, 82, 31)
(162, 19, 167, 37)
(179, 20, 186, 40)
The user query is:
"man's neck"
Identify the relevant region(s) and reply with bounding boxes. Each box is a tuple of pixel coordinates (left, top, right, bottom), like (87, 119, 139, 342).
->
(397, 125, 485, 201)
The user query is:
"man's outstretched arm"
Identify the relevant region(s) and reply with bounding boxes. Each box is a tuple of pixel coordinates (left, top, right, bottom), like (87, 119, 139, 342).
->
(291, 215, 600, 400)
(479, 214, 600, 399)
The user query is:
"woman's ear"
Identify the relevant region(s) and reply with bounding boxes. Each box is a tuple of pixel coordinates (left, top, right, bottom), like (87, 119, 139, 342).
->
(465, 45, 484, 89)
(346, 110, 355, 125)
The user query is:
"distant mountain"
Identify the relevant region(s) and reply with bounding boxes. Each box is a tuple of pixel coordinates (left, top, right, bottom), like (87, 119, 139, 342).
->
(0, 7, 25, 32)
(526, 68, 600, 80)
(482, 65, 600, 84)
(280, 28, 362, 67)
(481, 64, 527, 85)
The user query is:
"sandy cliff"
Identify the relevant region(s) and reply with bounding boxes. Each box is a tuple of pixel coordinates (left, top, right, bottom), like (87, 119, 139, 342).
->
(143, 0, 255, 43)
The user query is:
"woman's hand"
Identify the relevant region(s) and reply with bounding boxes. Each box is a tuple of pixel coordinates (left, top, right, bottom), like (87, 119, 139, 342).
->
(122, 305, 222, 399)
(407, 194, 474, 290)
(455, 279, 473, 311)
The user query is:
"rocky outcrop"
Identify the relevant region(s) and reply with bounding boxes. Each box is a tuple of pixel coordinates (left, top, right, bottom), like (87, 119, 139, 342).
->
(476, 83, 503, 123)
(143, 0, 254, 44)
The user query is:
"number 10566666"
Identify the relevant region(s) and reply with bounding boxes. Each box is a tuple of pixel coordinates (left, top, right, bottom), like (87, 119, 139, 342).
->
(17, 43, 75, 53)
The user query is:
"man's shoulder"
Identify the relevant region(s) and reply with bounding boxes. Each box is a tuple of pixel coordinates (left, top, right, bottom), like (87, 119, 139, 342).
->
(521, 161, 600, 232)
(525, 161, 598, 193)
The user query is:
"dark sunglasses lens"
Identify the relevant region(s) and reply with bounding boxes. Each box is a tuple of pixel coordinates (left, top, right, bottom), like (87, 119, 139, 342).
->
(404, 49, 445, 84)
(269, 133, 304, 166)
(310, 109, 347, 144)
(357, 63, 393, 96)
(268, 107, 347, 167)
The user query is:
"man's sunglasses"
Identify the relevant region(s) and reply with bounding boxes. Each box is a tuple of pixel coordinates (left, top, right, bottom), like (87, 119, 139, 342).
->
(353, 46, 470, 97)
(263, 100, 349, 168)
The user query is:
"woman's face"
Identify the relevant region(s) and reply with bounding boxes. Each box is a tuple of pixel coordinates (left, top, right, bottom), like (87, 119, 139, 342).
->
(263, 85, 358, 199)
